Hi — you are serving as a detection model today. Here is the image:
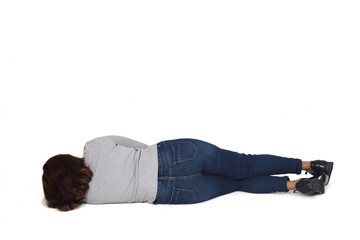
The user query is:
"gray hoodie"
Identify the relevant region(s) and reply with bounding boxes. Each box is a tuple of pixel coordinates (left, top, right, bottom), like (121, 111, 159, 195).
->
(82, 135, 158, 204)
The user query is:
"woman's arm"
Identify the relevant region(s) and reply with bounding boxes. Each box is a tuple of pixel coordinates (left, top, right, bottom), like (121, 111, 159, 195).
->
(82, 135, 149, 158)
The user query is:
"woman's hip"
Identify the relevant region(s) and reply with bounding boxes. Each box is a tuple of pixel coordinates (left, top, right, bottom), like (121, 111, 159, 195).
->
(156, 138, 219, 177)
(154, 138, 239, 204)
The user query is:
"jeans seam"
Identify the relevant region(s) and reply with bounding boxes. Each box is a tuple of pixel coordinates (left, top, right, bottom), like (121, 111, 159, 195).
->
(158, 172, 202, 180)
(164, 142, 172, 176)
(158, 147, 163, 176)
(162, 142, 172, 203)
(171, 172, 201, 180)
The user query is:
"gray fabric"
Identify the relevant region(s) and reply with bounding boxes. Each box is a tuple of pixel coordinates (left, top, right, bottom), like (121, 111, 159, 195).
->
(82, 135, 158, 204)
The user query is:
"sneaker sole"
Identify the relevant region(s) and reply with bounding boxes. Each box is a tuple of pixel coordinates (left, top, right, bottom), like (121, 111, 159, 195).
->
(324, 162, 334, 186)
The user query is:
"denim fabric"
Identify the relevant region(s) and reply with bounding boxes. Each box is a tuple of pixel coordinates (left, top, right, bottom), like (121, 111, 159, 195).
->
(153, 138, 302, 204)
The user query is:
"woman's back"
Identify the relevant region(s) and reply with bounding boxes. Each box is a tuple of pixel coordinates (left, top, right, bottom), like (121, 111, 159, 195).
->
(83, 135, 158, 204)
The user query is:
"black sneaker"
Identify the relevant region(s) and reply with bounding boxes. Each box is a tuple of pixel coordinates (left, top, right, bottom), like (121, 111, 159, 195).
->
(306, 160, 334, 186)
(295, 177, 325, 195)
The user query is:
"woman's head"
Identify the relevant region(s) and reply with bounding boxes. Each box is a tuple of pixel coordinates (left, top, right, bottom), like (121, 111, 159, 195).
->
(42, 154, 93, 211)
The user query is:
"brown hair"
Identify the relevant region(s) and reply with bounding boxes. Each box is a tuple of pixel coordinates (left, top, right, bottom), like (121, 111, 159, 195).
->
(42, 154, 93, 211)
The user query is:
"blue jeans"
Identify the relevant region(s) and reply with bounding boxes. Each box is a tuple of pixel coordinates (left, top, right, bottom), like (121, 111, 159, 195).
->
(153, 138, 302, 204)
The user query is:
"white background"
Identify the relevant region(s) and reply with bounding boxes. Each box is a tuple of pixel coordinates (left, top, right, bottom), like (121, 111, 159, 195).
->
(1, 1, 359, 239)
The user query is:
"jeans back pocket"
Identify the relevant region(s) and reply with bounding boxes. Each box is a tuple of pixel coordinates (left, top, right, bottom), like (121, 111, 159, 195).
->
(169, 187, 197, 204)
(174, 141, 198, 164)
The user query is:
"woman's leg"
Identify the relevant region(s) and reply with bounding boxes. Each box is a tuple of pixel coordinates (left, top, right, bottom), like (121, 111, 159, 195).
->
(286, 179, 301, 191)
(154, 140, 300, 204)
(163, 174, 291, 204)
(158, 138, 303, 180)
(237, 175, 290, 193)
(192, 139, 303, 179)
